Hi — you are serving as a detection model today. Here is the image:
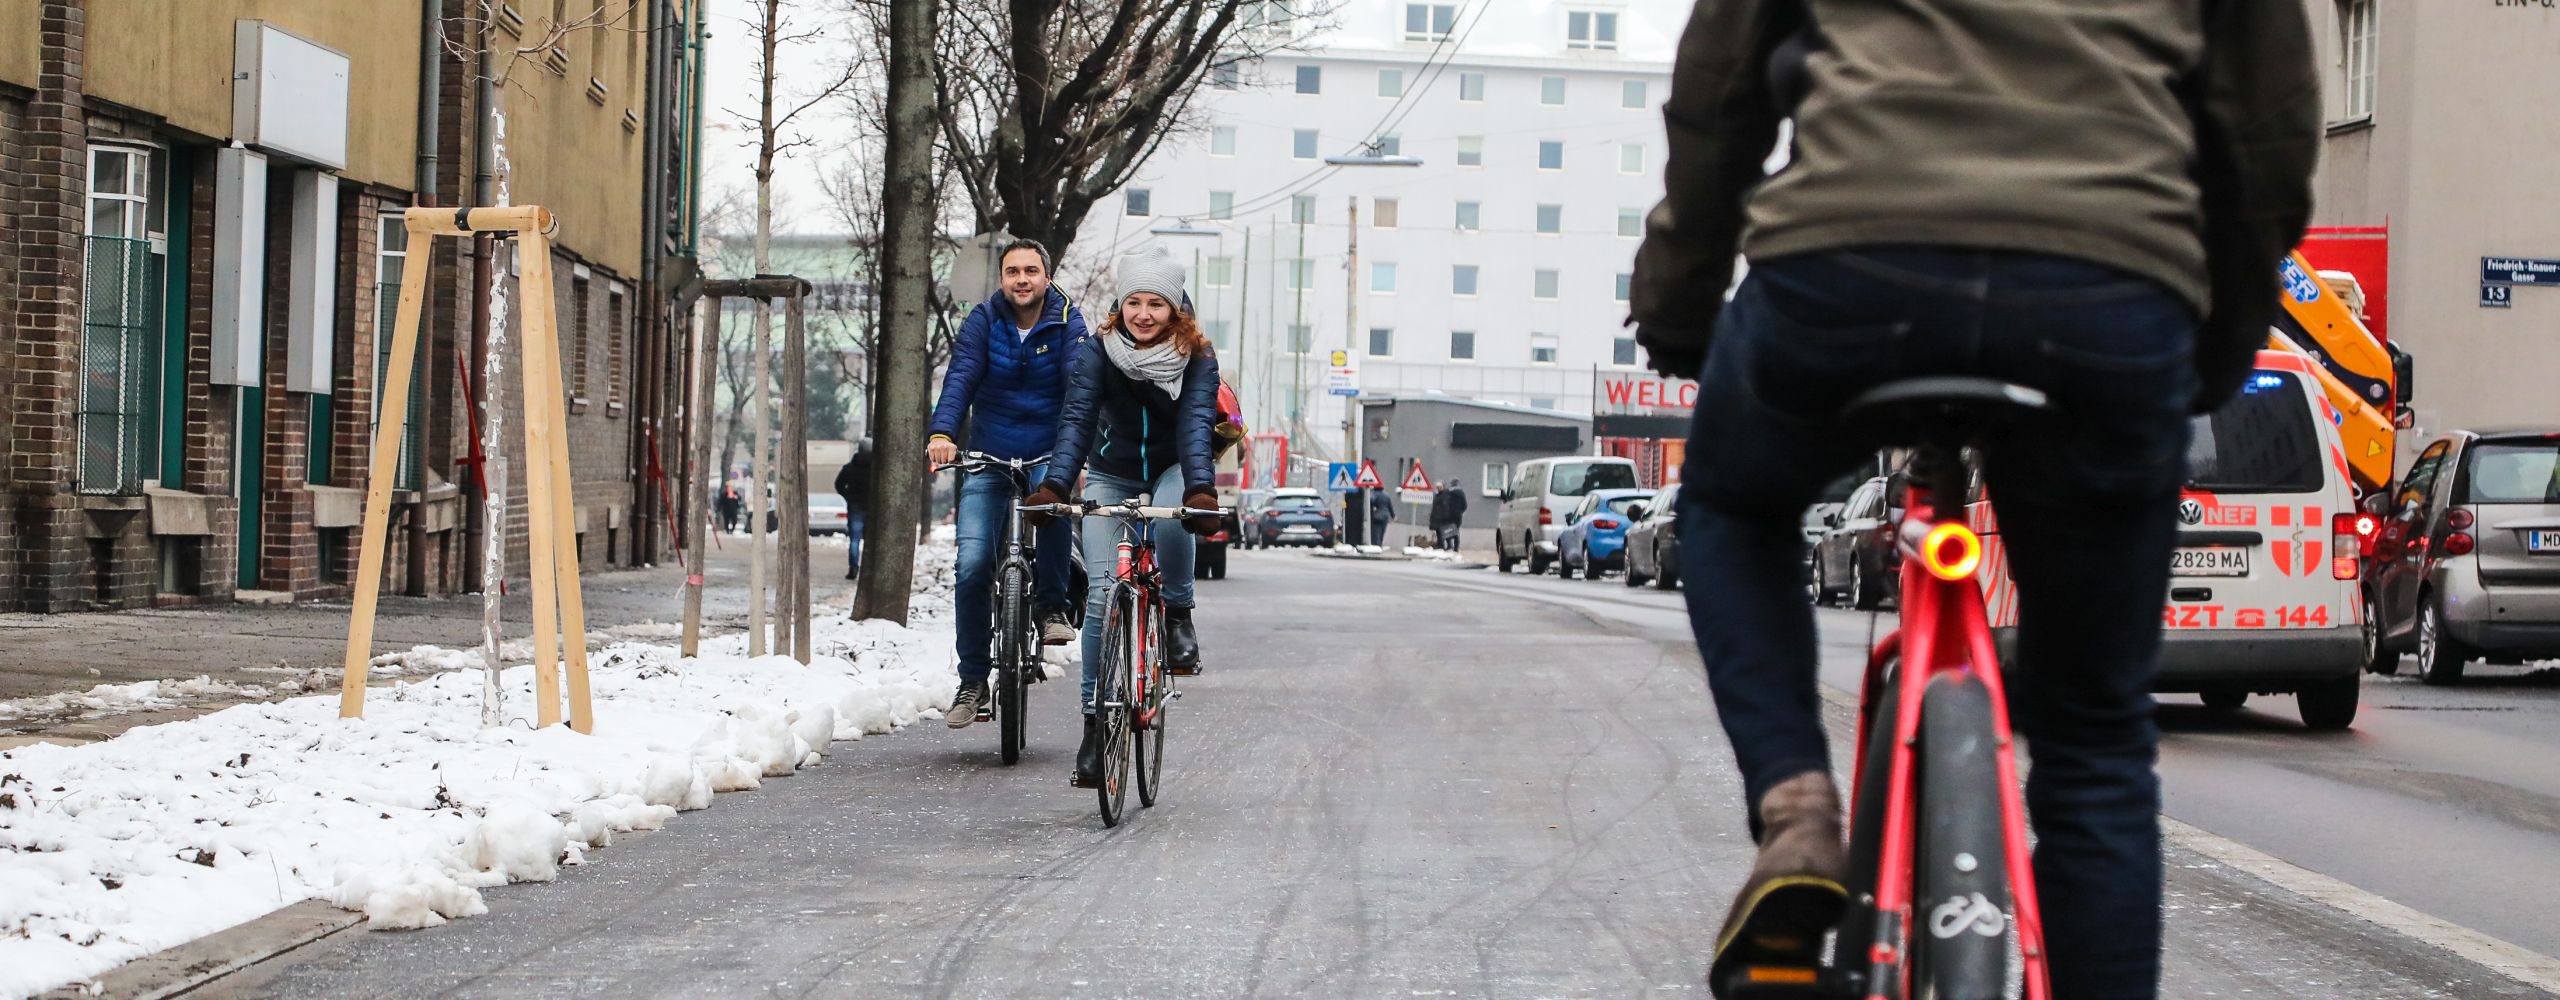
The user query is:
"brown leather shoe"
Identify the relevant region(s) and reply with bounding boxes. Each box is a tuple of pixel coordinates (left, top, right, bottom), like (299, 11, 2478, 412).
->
(1710, 772, 1848, 997)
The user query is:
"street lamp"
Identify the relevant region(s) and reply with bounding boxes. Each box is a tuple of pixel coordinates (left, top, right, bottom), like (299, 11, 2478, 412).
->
(1315, 144, 1423, 544)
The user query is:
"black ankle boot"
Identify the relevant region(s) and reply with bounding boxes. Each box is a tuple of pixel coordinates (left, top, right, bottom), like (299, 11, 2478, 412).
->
(1165, 606, 1201, 675)
(1073, 714, 1104, 788)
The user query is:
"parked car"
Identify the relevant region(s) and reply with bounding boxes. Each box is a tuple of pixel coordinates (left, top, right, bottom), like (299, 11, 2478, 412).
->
(1810, 476, 1901, 609)
(1977, 354, 2367, 729)
(1804, 471, 1867, 582)
(1234, 489, 1273, 549)
(1556, 488, 1656, 580)
(1254, 488, 1336, 547)
(2367, 428, 2560, 684)
(1496, 456, 1641, 574)
(1197, 450, 1242, 579)
(807, 493, 851, 535)
(1624, 483, 1682, 589)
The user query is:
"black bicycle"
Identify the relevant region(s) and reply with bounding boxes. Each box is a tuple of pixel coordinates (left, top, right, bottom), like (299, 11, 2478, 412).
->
(937, 452, 1053, 766)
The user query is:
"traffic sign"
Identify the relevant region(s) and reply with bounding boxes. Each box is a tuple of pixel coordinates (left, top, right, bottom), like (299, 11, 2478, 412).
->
(1326, 462, 1359, 492)
(1399, 462, 1432, 493)
(1325, 350, 1360, 397)
(1353, 460, 1385, 490)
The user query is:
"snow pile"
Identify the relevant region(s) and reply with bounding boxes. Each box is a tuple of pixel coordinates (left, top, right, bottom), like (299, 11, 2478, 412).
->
(1400, 546, 1464, 562)
(0, 605, 958, 998)
(0, 676, 269, 723)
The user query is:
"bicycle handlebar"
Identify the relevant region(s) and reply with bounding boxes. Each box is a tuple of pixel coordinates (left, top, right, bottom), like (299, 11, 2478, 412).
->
(933, 451, 1054, 476)
(1020, 500, 1224, 521)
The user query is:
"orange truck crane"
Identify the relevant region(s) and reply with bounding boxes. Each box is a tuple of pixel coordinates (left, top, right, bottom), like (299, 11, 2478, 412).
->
(2270, 251, 2410, 495)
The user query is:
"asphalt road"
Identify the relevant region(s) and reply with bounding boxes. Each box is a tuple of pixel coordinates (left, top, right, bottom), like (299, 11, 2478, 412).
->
(214, 550, 2546, 998)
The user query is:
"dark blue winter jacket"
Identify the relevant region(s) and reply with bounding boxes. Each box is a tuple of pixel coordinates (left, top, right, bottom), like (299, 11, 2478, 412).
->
(1040, 338, 1221, 496)
(928, 287, 1089, 459)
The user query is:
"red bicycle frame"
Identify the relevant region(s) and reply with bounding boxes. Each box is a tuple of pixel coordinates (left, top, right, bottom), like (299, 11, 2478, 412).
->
(1113, 536, 1167, 730)
(1851, 480, 2052, 1000)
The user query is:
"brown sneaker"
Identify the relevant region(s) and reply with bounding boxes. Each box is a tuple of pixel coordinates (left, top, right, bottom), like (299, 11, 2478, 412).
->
(1710, 772, 1848, 997)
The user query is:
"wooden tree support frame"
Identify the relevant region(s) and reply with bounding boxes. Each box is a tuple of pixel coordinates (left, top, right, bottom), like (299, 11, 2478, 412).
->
(682, 276, 814, 664)
(340, 206, 597, 732)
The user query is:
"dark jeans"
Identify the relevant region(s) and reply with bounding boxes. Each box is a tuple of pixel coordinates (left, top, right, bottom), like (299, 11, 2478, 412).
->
(1676, 248, 2196, 1000)
(844, 504, 866, 574)
(954, 464, 1072, 686)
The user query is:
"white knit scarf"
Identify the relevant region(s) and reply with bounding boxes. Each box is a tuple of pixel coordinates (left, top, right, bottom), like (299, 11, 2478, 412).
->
(1104, 329, 1188, 399)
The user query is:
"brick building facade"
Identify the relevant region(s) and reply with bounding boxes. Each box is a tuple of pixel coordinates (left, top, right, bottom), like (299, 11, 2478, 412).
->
(0, 1, 703, 612)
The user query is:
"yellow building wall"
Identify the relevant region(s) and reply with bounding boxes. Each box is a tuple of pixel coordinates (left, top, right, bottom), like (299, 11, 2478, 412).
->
(83, 0, 423, 189)
(2, 0, 37, 90)
(493, 6, 648, 278)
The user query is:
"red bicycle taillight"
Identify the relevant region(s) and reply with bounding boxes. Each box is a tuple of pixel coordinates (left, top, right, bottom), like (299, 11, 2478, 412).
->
(1539, 508, 1553, 526)
(1592, 519, 1620, 530)
(1918, 523, 1983, 581)
(2330, 513, 2361, 580)
(2445, 531, 2477, 557)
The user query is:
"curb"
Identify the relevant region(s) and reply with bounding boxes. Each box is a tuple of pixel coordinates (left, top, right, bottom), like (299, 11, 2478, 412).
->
(34, 901, 361, 1000)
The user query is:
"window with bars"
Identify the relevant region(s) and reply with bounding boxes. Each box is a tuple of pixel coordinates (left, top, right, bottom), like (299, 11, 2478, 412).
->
(607, 287, 627, 413)
(79, 145, 165, 496)
(372, 211, 423, 491)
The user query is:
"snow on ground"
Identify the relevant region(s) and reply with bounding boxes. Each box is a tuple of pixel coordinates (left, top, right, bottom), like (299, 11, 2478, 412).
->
(0, 677, 272, 724)
(1400, 546, 1465, 562)
(0, 536, 964, 999)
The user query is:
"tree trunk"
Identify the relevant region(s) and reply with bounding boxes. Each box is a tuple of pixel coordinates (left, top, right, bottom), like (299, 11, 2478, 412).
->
(853, 0, 936, 624)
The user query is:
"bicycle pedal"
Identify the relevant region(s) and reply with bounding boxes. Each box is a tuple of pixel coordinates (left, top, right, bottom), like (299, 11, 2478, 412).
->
(1716, 964, 1829, 999)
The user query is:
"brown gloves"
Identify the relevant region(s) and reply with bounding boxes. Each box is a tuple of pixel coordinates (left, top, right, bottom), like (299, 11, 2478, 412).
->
(1023, 483, 1070, 526)
(1182, 489, 1223, 536)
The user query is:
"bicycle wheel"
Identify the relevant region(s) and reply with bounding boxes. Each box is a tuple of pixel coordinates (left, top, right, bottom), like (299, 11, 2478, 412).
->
(1913, 674, 2011, 999)
(1135, 599, 1168, 808)
(997, 563, 1029, 766)
(1838, 665, 1901, 983)
(1095, 589, 1135, 828)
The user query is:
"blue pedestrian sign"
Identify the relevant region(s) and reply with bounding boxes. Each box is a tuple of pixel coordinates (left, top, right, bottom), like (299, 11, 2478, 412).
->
(1327, 463, 1359, 492)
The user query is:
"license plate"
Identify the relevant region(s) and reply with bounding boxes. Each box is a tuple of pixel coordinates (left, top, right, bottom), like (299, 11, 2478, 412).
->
(2171, 547, 2250, 577)
(2531, 531, 2560, 553)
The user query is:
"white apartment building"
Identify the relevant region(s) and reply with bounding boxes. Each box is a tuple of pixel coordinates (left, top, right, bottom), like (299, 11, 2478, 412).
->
(1091, 1, 1688, 463)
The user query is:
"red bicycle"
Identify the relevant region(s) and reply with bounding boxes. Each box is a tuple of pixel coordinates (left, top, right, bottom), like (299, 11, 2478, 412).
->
(1732, 378, 2053, 1000)
(1026, 497, 1218, 828)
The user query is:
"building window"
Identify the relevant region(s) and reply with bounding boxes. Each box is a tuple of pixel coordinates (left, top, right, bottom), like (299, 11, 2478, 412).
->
(1456, 135, 1484, 167)
(1296, 64, 1322, 94)
(1481, 461, 1508, 491)
(1289, 323, 1314, 353)
(1292, 194, 1316, 224)
(1368, 327, 1395, 357)
(1455, 201, 1480, 231)
(570, 271, 592, 400)
(1404, 3, 1456, 42)
(1126, 188, 1152, 216)
(1210, 190, 1234, 219)
(1531, 397, 1558, 410)
(1536, 204, 1563, 235)
(1371, 261, 1397, 293)
(1289, 258, 1315, 291)
(1620, 142, 1644, 174)
(1379, 133, 1403, 156)
(1615, 271, 1633, 302)
(80, 144, 164, 496)
(1623, 79, 1647, 109)
(606, 286, 627, 412)
(1568, 10, 1620, 50)
(1378, 68, 1404, 97)
(2340, 0, 2377, 120)
(1459, 71, 1485, 101)
(1206, 256, 1235, 288)
(1207, 319, 1234, 349)
(1619, 207, 1643, 238)
(1453, 264, 1479, 296)
(1541, 76, 1566, 105)
(1533, 269, 1560, 300)
(1211, 126, 1237, 156)
(1451, 330, 1477, 360)
(1538, 140, 1564, 171)
(1613, 336, 1638, 366)
(1293, 129, 1319, 160)
(1211, 62, 1240, 90)
(1531, 333, 1560, 365)
(374, 211, 422, 491)
(1374, 197, 1399, 228)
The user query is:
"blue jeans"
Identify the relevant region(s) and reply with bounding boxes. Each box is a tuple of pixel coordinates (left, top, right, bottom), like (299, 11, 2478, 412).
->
(845, 505, 866, 574)
(1676, 249, 2196, 1000)
(953, 464, 1072, 686)
(1078, 466, 1195, 713)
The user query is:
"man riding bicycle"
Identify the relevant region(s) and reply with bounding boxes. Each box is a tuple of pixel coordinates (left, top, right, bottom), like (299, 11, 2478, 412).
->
(1633, 2, 2318, 997)
(930, 238, 1089, 728)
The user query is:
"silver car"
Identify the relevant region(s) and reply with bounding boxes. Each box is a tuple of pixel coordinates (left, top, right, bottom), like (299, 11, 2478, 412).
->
(807, 492, 852, 535)
(2371, 429, 2560, 684)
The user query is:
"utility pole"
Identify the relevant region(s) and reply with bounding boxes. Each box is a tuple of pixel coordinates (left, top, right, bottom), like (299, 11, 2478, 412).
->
(854, 0, 936, 624)
(1289, 219, 1306, 459)
(1236, 223, 1251, 441)
(1343, 195, 1359, 467)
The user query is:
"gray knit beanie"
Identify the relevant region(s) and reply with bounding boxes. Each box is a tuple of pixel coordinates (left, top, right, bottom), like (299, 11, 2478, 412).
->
(1114, 244, 1188, 307)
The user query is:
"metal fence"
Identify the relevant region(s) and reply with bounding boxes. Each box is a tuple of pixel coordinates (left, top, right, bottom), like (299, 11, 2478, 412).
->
(80, 236, 159, 495)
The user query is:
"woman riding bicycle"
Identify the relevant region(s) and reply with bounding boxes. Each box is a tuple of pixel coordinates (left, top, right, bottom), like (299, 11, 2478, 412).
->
(1025, 244, 1223, 789)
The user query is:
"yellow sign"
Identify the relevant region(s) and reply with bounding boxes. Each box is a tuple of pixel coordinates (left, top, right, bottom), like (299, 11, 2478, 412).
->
(1330, 350, 1349, 366)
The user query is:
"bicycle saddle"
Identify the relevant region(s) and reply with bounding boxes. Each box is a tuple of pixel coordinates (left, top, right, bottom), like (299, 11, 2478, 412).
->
(1840, 377, 2057, 447)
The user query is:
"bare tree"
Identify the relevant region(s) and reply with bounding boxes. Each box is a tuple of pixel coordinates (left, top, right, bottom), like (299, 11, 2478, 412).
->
(851, 0, 937, 624)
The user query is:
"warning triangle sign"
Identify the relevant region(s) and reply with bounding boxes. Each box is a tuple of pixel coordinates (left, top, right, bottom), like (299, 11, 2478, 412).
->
(1400, 462, 1432, 493)
(1328, 464, 1357, 491)
(1353, 460, 1385, 490)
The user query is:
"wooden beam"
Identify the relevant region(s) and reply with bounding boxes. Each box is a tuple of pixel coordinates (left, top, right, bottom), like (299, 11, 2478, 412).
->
(338, 229, 438, 719)
(516, 236, 567, 729)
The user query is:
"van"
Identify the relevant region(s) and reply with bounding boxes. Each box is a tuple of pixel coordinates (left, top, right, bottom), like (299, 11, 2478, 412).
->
(1977, 350, 2367, 730)
(1496, 456, 1640, 574)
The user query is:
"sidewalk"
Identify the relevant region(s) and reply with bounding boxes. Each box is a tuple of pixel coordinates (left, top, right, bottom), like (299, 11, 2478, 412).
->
(0, 533, 853, 737)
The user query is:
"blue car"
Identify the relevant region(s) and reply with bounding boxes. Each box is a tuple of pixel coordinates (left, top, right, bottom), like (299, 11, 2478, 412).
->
(1555, 488, 1657, 580)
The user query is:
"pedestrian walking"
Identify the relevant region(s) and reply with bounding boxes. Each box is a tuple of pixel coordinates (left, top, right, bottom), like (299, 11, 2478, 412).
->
(1431, 479, 1468, 551)
(834, 440, 873, 581)
(1367, 487, 1394, 548)
(717, 479, 744, 533)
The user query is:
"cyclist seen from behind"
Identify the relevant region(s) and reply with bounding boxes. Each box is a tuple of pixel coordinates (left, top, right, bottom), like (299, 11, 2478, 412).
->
(1025, 244, 1223, 789)
(1632, 2, 2319, 997)
(930, 238, 1089, 728)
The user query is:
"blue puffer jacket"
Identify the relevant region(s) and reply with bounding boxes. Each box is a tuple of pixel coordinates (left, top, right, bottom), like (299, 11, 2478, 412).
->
(928, 287, 1089, 459)
(1040, 338, 1221, 495)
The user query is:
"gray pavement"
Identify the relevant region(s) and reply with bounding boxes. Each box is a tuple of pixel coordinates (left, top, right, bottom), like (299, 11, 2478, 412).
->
(204, 551, 2546, 998)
